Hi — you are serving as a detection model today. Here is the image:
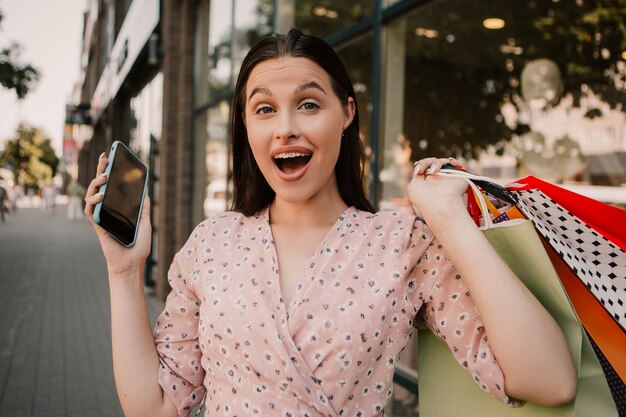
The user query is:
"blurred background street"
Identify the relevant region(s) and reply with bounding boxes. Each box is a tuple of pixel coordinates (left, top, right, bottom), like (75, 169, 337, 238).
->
(0, 201, 162, 417)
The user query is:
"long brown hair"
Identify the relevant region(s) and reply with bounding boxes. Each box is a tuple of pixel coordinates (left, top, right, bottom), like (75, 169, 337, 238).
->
(229, 28, 374, 216)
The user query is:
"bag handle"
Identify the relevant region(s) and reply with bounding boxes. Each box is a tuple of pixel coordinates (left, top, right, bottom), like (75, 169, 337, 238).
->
(439, 165, 517, 205)
(433, 170, 495, 229)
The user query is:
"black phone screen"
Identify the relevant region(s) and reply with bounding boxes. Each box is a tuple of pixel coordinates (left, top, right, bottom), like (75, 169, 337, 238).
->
(99, 145, 147, 246)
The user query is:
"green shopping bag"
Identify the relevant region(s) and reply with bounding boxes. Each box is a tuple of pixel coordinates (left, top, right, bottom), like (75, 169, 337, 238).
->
(417, 219, 618, 417)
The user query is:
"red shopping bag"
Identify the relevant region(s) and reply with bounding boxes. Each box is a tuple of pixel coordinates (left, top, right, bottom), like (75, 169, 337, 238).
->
(511, 176, 626, 251)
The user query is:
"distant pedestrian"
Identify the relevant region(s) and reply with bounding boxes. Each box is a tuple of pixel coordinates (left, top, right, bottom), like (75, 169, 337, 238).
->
(27, 187, 36, 207)
(42, 183, 57, 216)
(66, 180, 85, 221)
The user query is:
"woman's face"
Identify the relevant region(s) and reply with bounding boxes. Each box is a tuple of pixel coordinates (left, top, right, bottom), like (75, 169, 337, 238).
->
(243, 56, 355, 206)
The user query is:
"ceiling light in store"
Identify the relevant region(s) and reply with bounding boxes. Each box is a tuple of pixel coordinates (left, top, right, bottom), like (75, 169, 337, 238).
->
(415, 27, 440, 38)
(313, 6, 338, 19)
(483, 18, 505, 30)
(622, 51, 626, 60)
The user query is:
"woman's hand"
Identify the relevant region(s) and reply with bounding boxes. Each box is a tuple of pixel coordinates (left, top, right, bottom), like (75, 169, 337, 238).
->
(407, 157, 467, 217)
(84, 152, 152, 277)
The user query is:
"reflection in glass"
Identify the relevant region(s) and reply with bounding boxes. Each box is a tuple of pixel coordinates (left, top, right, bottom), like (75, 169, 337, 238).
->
(295, 1, 373, 39)
(129, 73, 163, 161)
(195, 0, 210, 106)
(233, 0, 273, 81)
(203, 101, 230, 218)
(378, 0, 626, 210)
(129, 72, 163, 285)
(335, 31, 374, 194)
(383, 0, 402, 7)
(208, 0, 233, 98)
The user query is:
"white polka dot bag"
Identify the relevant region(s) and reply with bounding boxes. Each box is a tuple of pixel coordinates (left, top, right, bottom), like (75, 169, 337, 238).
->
(506, 175, 626, 415)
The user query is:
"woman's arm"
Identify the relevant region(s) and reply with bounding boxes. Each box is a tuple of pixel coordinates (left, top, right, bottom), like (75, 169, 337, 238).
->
(108, 268, 179, 417)
(408, 158, 577, 406)
(85, 154, 178, 417)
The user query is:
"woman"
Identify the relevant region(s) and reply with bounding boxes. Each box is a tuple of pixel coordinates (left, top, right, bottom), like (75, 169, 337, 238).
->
(85, 29, 576, 417)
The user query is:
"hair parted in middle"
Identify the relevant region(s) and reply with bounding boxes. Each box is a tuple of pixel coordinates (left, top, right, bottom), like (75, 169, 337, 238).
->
(229, 28, 375, 216)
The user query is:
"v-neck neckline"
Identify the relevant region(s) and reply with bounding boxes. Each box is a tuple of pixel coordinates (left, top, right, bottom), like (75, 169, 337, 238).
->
(262, 205, 354, 316)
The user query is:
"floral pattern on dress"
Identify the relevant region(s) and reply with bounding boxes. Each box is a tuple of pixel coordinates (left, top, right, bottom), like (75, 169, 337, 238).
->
(154, 207, 518, 417)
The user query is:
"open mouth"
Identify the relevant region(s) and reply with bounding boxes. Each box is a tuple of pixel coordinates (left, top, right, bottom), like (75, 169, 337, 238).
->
(273, 152, 313, 175)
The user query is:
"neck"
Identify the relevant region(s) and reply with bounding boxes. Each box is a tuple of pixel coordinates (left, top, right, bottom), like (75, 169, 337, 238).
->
(269, 191, 348, 228)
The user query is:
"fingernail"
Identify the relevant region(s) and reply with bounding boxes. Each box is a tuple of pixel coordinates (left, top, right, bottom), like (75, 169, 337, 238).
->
(100, 172, 109, 178)
(426, 166, 436, 174)
(99, 152, 106, 161)
(413, 164, 421, 174)
(95, 191, 104, 198)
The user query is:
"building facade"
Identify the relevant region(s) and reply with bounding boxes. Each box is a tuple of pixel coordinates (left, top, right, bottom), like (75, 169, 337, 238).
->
(73, 1, 626, 411)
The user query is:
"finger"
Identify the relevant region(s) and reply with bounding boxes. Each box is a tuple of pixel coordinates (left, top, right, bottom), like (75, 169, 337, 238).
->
(96, 152, 108, 175)
(413, 157, 437, 176)
(85, 172, 108, 202)
(425, 159, 447, 175)
(85, 152, 109, 200)
(140, 195, 151, 223)
(84, 190, 105, 220)
(445, 156, 464, 168)
(85, 153, 109, 196)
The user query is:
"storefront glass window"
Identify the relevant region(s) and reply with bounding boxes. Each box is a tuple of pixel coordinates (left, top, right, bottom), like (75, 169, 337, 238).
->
(129, 72, 163, 286)
(334, 31, 375, 191)
(202, 101, 230, 218)
(295, 1, 374, 39)
(195, 0, 211, 106)
(233, 0, 274, 81)
(208, 0, 234, 98)
(382, 0, 403, 7)
(379, 0, 626, 211)
(129, 73, 163, 161)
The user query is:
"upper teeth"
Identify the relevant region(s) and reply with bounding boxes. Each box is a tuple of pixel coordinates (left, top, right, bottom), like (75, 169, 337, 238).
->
(273, 152, 309, 159)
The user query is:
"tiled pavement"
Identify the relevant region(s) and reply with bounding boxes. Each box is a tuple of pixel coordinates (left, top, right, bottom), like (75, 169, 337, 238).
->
(0, 204, 163, 417)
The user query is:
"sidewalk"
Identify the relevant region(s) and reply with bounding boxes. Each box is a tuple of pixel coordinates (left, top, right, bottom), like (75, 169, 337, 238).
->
(0, 203, 164, 417)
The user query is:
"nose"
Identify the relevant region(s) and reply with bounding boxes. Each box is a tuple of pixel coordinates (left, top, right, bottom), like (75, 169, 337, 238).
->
(274, 110, 300, 142)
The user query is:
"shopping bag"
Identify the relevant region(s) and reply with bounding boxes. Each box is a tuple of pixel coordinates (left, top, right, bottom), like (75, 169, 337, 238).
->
(439, 168, 626, 384)
(417, 174, 619, 417)
(542, 235, 626, 414)
(511, 175, 626, 250)
(509, 181, 626, 331)
(506, 179, 626, 381)
(505, 176, 626, 413)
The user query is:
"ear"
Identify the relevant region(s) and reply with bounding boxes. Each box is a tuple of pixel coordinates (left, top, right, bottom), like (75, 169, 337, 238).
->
(342, 97, 356, 131)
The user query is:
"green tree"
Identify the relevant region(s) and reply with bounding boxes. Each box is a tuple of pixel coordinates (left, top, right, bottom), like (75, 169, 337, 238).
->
(0, 8, 40, 98)
(0, 124, 59, 190)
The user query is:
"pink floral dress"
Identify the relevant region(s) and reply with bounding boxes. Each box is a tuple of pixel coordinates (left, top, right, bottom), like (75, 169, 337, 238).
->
(154, 207, 517, 417)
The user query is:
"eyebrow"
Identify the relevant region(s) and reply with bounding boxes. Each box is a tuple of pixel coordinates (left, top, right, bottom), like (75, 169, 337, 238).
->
(248, 87, 272, 101)
(295, 81, 327, 95)
(247, 81, 327, 102)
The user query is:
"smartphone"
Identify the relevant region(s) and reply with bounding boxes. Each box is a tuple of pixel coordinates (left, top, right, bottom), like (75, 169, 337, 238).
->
(94, 141, 149, 247)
